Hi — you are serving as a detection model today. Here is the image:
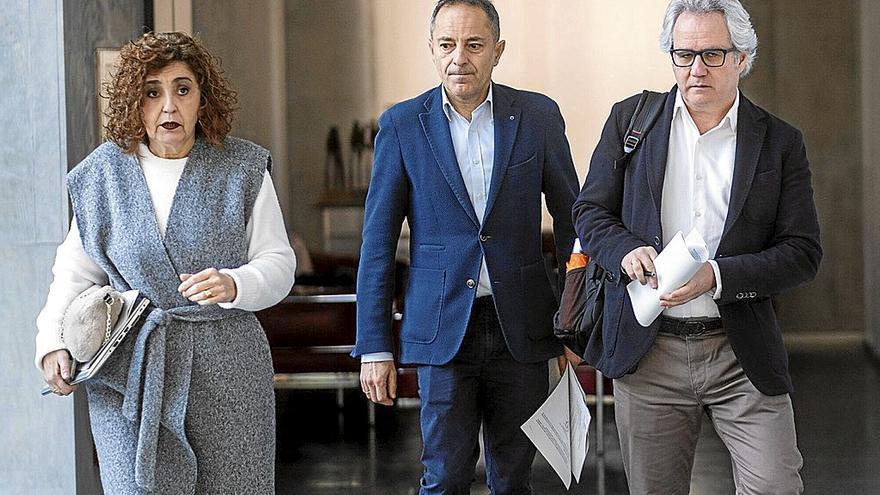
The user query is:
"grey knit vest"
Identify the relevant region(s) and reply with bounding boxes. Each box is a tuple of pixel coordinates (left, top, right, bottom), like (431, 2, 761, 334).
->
(67, 136, 269, 491)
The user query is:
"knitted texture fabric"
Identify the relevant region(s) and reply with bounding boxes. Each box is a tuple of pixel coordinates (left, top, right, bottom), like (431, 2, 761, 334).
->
(67, 137, 275, 494)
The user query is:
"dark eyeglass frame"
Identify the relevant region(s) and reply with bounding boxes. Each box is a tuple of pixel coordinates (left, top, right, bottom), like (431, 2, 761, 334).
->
(669, 47, 738, 68)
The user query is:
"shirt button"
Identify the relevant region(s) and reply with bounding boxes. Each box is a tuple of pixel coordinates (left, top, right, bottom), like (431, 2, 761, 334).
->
(466, 278, 476, 289)
(480, 234, 488, 242)
(472, 159, 479, 165)
(695, 211, 702, 217)
(696, 175, 703, 180)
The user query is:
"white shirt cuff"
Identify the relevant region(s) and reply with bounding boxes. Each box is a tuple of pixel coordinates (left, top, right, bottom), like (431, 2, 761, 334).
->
(217, 267, 247, 308)
(709, 260, 723, 300)
(361, 352, 394, 363)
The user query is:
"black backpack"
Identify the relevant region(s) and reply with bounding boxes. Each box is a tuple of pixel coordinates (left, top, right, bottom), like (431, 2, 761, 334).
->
(553, 90, 665, 361)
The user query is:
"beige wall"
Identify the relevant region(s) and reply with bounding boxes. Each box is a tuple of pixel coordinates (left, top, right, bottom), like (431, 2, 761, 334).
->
(193, 0, 290, 223)
(862, 0, 880, 356)
(371, 0, 673, 180)
(740, 0, 862, 333)
(286, 0, 376, 251)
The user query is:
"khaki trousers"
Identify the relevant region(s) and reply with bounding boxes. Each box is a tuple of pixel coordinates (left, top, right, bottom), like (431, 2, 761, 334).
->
(614, 330, 804, 495)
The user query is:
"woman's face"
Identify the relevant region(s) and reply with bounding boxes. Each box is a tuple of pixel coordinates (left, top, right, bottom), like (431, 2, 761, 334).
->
(141, 61, 202, 159)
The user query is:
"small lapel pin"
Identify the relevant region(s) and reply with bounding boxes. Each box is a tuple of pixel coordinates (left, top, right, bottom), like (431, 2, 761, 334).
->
(509, 115, 515, 121)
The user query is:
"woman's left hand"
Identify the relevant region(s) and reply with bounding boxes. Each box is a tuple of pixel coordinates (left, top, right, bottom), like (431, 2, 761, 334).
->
(178, 268, 237, 305)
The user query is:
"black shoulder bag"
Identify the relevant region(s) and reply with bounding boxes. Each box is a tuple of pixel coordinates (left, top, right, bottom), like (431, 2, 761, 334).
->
(553, 90, 665, 361)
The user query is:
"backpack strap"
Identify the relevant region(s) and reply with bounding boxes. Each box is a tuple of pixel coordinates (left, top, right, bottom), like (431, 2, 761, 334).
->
(614, 90, 666, 170)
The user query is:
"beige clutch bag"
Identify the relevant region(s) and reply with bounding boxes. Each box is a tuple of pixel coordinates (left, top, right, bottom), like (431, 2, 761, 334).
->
(60, 285, 124, 362)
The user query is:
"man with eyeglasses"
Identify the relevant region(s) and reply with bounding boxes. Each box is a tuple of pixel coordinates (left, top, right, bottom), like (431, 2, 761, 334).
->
(573, 0, 821, 493)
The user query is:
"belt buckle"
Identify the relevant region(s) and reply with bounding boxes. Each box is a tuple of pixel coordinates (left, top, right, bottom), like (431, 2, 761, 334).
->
(683, 320, 713, 336)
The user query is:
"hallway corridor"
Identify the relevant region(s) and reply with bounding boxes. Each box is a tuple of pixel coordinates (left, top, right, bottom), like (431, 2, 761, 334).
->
(275, 334, 880, 494)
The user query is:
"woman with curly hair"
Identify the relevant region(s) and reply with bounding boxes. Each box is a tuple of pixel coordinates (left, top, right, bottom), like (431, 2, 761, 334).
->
(35, 31, 294, 493)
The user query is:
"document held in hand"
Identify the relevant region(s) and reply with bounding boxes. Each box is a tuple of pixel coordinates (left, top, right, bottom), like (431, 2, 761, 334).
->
(520, 363, 591, 489)
(627, 228, 710, 326)
(41, 290, 150, 396)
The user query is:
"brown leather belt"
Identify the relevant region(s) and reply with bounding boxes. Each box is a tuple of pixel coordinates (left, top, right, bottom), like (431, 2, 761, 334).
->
(659, 316, 723, 336)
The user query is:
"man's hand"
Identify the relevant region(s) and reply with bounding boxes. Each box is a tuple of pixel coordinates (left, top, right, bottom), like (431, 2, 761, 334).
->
(557, 346, 583, 374)
(622, 246, 659, 288)
(360, 361, 397, 406)
(660, 262, 716, 308)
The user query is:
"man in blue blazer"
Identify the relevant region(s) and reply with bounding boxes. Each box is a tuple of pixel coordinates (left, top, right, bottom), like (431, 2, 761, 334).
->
(352, 0, 579, 492)
(574, 1, 821, 493)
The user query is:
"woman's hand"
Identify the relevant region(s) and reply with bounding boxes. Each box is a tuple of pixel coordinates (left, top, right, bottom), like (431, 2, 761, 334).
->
(41, 349, 78, 396)
(178, 268, 238, 305)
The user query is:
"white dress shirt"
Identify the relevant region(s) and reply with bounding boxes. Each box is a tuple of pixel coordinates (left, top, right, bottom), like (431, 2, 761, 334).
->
(660, 91, 739, 318)
(361, 85, 496, 364)
(34, 143, 296, 369)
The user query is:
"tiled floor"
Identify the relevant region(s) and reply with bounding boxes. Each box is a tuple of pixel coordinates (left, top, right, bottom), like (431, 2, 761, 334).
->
(275, 336, 880, 494)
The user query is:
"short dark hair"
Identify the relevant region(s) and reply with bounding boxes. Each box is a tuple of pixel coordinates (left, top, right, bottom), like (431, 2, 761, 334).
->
(430, 0, 500, 41)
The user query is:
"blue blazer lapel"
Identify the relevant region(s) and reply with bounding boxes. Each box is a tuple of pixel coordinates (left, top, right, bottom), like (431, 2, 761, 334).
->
(484, 84, 520, 222)
(722, 93, 767, 238)
(645, 89, 677, 219)
(419, 86, 480, 227)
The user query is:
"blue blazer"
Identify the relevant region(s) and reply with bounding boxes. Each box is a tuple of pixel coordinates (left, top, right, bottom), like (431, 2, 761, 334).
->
(574, 87, 822, 395)
(353, 84, 579, 365)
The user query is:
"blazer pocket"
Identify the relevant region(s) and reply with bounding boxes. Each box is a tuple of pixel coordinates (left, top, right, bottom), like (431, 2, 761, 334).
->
(519, 259, 556, 340)
(742, 169, 780, 225)
(418, 244, 446, 252)
(400, 267, 446, 344)
(506, 153, 537, 175)
(602, 282, 625, 358)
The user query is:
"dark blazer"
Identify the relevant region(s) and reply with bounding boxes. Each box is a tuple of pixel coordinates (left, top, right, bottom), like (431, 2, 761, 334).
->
(573, 87, 822, 395)
(353, 83, 579, 365)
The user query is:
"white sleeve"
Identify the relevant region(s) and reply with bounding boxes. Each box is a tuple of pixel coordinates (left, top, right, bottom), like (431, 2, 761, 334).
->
(361, 352, 394, 363)
(219, 172, 296, 312)
(709, 259, 723, 300)
(34, 217, 109, 370)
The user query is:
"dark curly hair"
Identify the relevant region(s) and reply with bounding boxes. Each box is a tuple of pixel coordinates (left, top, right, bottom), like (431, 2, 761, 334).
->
(103, 32, 237, 153)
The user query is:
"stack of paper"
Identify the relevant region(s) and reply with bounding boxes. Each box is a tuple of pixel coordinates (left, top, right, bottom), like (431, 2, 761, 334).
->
(627, 228, 709, 326)
(521, 364, 591, 489)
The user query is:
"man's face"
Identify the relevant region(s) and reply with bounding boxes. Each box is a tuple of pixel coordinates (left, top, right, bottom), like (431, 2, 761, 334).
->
(429, 3, 505, 108)
(671, 11, 746, 116)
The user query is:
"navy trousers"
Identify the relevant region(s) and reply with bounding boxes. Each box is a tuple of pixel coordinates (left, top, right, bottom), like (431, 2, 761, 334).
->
(417, 297, 549, 495)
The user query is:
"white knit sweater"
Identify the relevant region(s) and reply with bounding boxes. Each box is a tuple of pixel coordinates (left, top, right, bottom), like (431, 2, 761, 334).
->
(34, 144, 296, 369)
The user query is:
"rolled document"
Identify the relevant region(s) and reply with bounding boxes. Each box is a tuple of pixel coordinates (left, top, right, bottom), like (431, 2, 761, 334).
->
(627, 229, 709, 326)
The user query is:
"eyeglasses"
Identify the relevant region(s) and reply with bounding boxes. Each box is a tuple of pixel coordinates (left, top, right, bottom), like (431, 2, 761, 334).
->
(670, 48, 738, 68)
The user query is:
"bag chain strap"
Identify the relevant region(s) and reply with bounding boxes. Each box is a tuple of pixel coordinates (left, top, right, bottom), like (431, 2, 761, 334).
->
(102, 293, 115, 345)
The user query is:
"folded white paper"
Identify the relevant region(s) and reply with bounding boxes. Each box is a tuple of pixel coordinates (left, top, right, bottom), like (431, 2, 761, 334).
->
(627, 229, 709, 326)
(521, 364, 591, 489)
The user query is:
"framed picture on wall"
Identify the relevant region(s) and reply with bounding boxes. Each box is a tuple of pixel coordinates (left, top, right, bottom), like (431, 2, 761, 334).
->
(96, 48, 120, 140)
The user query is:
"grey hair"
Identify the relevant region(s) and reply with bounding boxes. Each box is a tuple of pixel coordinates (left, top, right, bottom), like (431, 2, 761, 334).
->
(659, 0, 758, 77)
(430, 0, 501, 42)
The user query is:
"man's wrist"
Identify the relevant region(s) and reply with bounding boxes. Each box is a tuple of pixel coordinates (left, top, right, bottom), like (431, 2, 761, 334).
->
(708, 260, 722, 299)
(361, 352, 394, 363)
